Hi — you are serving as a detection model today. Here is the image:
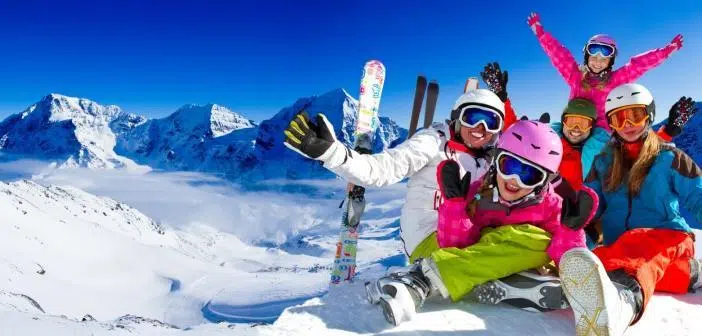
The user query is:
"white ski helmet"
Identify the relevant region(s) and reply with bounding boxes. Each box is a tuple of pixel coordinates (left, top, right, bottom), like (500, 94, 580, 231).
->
(605, 83, 656, 122)
(450, 89, 505, 124)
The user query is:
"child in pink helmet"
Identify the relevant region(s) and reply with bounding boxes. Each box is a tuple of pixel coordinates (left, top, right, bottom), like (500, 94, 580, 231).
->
(435, 119, 597, 263)
(365, 119, 599, 326)
(527, 12, 683, 135)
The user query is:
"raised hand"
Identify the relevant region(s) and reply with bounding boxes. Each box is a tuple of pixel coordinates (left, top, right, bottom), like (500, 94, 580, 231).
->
(527, 12, 542, 34)
(438, 160, 471, 200)
(480, 62, 509, 102)
(665, 96, 698, 137)
(671, 34, 684, 51)
(283, 110, 338, 160)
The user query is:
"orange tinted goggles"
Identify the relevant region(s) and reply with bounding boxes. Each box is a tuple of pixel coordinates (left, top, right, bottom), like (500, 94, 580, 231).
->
(563, 114, 593, 132)
(607, 106, 649, 130)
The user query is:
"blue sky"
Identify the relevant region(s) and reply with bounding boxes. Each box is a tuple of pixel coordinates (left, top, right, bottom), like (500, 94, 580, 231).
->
(0, 0, 700, 125)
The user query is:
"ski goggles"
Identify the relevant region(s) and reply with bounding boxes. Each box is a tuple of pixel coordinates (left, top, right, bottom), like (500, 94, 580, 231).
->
(606, 106, 649, 131)
(562, 114, 593, 132)
(496, 152, 548, 189)
(458, 105, 504, 134)
(585, 43, 616, 58)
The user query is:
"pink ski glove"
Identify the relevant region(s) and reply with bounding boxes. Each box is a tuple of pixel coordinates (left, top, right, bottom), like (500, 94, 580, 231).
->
(671, 34, 684, 51)
(527, 12, 542, 35)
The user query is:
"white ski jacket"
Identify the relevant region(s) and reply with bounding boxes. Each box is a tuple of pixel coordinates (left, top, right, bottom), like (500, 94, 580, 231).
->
(320, 122, 492, 255)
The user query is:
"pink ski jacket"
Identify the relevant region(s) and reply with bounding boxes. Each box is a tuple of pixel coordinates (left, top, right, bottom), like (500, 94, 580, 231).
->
(436, 171, 598, 265)
(534, 26, 677, 131)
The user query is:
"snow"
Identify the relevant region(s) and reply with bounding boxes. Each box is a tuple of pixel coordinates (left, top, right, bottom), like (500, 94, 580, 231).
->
(0, 95, 700, 335)
(0, 165, 700, 335)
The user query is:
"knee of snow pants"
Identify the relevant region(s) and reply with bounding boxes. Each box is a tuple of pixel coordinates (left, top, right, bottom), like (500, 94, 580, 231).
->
(410, 232, 440, 264)
(430, 224, 553, 302)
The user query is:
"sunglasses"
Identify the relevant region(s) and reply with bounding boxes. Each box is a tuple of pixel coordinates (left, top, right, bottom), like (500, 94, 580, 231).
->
(585, 43, 616, 58)
(606, 106, 649, 131)
(563, 114, 594, 132)
(496, 152, 548, 189)
(458, 105, 504, 134)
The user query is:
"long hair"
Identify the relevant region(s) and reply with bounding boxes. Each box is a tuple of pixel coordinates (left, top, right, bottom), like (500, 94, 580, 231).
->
(604, 129, 661, 196)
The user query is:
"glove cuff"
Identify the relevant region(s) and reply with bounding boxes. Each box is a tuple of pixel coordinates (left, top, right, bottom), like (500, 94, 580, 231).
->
(321, 141, 353, 168)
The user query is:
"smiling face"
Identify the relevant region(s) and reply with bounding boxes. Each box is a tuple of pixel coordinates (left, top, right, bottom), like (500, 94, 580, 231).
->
(587, 55, 612, 74)
(460, 124, 496, 148)
(564, 127, 592, 144)
(587, 54, 611, 74)
(496, 173, 535, 202)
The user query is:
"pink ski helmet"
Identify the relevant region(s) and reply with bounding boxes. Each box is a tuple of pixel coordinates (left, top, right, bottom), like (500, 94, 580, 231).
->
(588, 34, 617, 50)
(497, 120, 563, 173)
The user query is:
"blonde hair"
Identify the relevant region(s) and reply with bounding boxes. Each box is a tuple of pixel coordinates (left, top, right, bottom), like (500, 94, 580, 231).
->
(604, 129, 661, 196)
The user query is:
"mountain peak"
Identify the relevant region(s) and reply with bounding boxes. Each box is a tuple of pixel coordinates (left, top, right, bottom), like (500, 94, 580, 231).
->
(170, 103, 255, 138)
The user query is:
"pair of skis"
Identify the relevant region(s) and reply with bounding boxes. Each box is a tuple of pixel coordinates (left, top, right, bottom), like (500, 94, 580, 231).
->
(408, 76, 439, 137)
(330, 60, 386, 285)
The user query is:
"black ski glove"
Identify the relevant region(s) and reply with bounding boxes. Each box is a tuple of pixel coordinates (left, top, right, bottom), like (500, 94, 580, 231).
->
(665, 96, 698, 137)
(553, 177, 596, 230)
(480, 62, 509, 102)
(438, 160, 471, 199)
(283, 111, 337, 160)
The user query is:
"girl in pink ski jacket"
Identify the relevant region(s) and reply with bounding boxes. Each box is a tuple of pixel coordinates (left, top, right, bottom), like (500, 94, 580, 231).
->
(437, 120, 598, 265)
(527, 12, 683, 132)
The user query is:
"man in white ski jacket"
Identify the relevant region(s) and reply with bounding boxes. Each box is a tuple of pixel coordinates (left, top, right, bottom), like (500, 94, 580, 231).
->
(285, 88, 516, 261)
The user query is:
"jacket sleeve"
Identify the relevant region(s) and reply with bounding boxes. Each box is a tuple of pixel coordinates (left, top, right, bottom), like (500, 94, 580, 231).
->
(503, 99, 518, 130)
(669, 150, 702, 223)
(584, 154, 607, 219)
(542, 196, 587, 265)
(436, 198, 481, 249)
(656, 126, 673, 142)
(534, 25, 581, 87)
(609, 43, 677, 87)
(321, 125, 443, 187)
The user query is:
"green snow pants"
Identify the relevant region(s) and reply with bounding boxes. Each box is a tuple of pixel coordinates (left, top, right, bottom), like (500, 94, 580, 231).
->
(430, 224, 552, 302)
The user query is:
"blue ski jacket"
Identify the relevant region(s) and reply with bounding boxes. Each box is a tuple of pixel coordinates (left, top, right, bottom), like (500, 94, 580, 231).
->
(585, 145, 702, 245)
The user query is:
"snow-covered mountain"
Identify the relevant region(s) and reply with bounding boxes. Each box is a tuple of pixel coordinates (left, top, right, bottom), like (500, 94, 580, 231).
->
(0, 94, 147, 169)
(114, 103, 256, 171)
(0, 91, 407, 185)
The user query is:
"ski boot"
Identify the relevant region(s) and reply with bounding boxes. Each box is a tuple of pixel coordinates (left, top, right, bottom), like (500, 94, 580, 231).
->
(470, 269, 569, 312)
(690, 258, 702, 292)
(364, 258, 448, 326)
(559, 248, 642, 336)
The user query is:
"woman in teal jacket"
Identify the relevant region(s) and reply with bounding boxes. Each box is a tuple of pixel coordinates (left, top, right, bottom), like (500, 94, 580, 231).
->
(559, 83, 701, 336)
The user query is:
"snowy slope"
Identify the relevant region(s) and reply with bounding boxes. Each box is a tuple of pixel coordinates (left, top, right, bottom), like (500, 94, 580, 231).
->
(0, 94, 146, 169)
(1, 171, 701, 335)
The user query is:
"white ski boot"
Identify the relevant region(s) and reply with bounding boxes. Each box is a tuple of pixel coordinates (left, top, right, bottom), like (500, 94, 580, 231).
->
(559, 248, 641, 336)
(470, 270, 569, 312)
(365, 258, 448, 326)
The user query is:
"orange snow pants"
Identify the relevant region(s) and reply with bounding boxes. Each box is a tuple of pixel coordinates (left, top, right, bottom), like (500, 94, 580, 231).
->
(593, 228, 695, 323)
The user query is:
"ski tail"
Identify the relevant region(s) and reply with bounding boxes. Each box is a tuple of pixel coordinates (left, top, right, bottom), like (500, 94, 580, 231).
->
(408, 75, 427, 137)
(330, 60, 386, 284)
(464, 77, 479, 93)
(423, 80, 439, 129)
